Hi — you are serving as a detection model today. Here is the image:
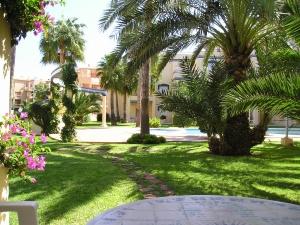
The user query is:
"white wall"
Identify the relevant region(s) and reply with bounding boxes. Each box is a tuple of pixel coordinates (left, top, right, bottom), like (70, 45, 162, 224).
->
(0, 10, 11, 116)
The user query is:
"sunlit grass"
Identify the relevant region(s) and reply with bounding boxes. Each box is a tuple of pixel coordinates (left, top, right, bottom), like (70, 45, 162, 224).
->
(9, 140, 300, 224)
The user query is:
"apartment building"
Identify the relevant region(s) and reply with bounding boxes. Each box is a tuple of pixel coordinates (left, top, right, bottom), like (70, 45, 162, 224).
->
(12, 78, 50, 111)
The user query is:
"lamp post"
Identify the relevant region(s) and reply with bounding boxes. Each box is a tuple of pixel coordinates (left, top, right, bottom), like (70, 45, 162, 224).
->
(281, 117, 293, 146)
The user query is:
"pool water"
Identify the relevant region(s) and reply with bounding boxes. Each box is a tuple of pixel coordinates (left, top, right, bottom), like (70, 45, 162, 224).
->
(151, 127, 300, 137)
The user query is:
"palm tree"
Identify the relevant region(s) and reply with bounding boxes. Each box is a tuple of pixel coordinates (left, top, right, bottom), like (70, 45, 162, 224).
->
(100, 0, 166, 135)
(40, 18, 85, 65)
(223, 73, 300, 121)
(101, 0, 279, 155)
(280, 0, 300, 47)
(119, 62, 138, 122)
(223, 0, 300, 122)
(74, 93, 101, 125)
(98, 55, 123, 126)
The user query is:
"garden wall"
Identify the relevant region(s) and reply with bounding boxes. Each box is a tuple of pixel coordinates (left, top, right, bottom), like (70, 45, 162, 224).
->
(0, 10, 11, 116)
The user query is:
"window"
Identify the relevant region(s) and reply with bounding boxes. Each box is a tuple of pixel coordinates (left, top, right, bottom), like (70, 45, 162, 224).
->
(14, 99, 21, 105)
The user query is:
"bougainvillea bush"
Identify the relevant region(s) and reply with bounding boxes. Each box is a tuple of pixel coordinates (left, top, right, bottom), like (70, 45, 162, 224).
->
(0, 0, 64, 44)
(0, 113, 50, 183)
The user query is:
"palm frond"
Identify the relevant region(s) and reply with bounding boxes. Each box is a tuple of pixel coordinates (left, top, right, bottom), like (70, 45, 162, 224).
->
(223, 73, 300, 120)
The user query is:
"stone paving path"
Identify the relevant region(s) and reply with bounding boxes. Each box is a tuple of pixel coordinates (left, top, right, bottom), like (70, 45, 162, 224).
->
(110, 156, 175, 199)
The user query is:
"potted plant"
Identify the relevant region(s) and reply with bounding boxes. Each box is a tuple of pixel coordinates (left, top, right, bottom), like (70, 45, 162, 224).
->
(0, 112, 50, 224)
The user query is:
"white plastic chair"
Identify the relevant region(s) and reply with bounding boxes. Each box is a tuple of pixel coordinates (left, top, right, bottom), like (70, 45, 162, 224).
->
(0, 201, 38, 225)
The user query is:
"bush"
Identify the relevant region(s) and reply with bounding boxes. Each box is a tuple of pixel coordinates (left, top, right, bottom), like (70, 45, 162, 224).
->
(149, 117, 161, 128)
(173, 113, 195, 128)
(28, 101, 59, 135)
(127, 134, 166, 144)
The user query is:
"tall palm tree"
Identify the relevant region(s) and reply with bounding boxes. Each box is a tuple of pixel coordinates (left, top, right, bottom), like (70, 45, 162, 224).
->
(224, 0, 300, 122)
(101, 0, 279, 155)
(40, 18, 85, 65)
(98, 55, 123, 126)
(100, 0, 166, 135)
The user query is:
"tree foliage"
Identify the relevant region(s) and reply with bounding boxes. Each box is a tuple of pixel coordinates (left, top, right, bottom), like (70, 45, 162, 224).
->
(61, 62, 77, 142)
(40, 17, 85, 64)
(223, 73, 300, 121)
(160, 58, 232, 141)
(74, 93, 101, 125)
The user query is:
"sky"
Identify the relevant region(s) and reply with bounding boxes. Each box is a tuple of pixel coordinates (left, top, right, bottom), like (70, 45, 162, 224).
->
(14, 0, 116, 80)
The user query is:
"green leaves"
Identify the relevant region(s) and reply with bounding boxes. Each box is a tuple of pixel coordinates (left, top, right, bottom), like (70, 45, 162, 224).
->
(40, 18, 85, 64)
(281, 0, 300, 47)
(223, 73, 300, 120)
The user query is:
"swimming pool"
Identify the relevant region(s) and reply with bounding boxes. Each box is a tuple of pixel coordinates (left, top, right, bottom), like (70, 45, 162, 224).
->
(151, 127, 300, 137)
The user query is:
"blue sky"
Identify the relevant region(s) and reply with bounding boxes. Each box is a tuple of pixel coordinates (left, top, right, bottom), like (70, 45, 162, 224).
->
(15, 0, 116, 80)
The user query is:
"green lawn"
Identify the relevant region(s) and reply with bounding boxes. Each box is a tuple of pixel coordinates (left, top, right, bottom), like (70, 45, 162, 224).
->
(9, 141, 300, 224)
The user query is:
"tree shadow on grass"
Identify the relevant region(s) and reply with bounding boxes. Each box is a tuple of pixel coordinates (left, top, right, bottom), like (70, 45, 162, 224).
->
(10, 150, 141, 224)
(120, 142, 300, 204)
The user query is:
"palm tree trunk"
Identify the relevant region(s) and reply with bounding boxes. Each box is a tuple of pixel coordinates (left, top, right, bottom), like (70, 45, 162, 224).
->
(220, 53, 267, 155)
(140, 61, 150, 135)
(59, 46, 65, 64)
(135, 70, 142, 127)
(110, 90, 117, 126)
(123, 93, 127, 122)
(116, 92, 120, 121)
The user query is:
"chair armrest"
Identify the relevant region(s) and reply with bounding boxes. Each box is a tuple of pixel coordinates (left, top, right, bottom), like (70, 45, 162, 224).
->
(0, 201, 38, 225)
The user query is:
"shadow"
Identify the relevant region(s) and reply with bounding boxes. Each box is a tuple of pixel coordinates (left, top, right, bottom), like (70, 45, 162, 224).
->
(119, 142, 300, 204)
(9, 150, 141, 224)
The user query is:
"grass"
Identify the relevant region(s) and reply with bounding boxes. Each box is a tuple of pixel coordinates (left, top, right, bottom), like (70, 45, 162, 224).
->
(9, 141, 142, 225)
(9, 140, 300, 224)
(111, 142, 300, 204)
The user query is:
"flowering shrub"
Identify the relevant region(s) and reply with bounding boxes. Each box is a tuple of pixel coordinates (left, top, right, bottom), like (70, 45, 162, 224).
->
(0, 113, 50, 183)
(0, 0, 64, 44)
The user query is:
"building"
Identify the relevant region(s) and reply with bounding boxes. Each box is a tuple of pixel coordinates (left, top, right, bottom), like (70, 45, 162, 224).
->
(77, 67, 101, 89)
(50, 51, 298, 127)
(12, 78, 50, 111)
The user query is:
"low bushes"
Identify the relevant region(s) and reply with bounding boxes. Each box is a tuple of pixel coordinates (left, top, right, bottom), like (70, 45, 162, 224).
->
(127, 134, 166, 144)
(149, 117, 161, 128)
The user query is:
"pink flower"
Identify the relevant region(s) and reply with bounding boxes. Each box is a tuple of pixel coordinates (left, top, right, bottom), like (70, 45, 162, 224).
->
(9, 124, 20, 134)
(23, 150, 29, 157)
(1, 133, 11, 141)
(20, 112, 28, 119)
(40, 133, 47, 143)
(29, 134, 35, 145)
(36, 156, 46, 171)
(26, 156, 37, 170)
(21, 130, 28, 137)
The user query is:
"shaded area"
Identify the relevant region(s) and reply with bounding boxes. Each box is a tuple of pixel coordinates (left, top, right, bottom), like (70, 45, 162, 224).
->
(110, 142, 300, 204)
(9, 142, 142, 225)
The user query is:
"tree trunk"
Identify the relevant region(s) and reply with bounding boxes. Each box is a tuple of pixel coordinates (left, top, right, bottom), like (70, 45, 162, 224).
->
(116, 92, 120, 122)
(217, 52, 268, 155)
(140, 61, 150, 135)
(59, 46, 65, 65)
(123, 93, 127, 122)
(135, 70, 142, 127)
(110, 90, 117, 126)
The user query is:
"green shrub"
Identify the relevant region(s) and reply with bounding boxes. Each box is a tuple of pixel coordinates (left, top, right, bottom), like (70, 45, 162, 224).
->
(127, 134, 166, 144)
(173, 113, 195, 128)
(28, 101, 59, 135)
(149, 117, 161, 128)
